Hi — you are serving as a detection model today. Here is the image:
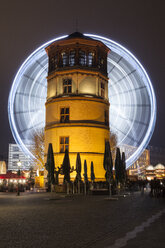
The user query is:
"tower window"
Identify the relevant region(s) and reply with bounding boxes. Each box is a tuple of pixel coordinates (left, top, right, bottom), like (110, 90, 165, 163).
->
(54, 54, 58, 68)
(60, 137, 69, 153)
(63, 78, 72, 94)
(79, 50, 86, 66)
(60, 107, 70, 123)
(61, 52, 68, 67)
(99, 56, 104, 68)
(49, 56, 56, 72)
(69, 50, 76, 66)
(104, 110, 109, 125)
(101, 82, 105, 97)
(88, 52, 94, 66)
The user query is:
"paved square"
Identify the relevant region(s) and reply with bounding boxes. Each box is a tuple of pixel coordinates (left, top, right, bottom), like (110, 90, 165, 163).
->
(0, 192, 164, 248)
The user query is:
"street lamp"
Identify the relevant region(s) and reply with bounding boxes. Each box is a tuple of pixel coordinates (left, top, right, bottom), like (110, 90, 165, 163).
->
(17, 160, 21, 196)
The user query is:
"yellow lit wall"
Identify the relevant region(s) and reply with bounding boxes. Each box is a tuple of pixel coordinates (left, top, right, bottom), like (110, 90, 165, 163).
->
(45, 127, 109, 180)
(47, 71, 108, 100)
(45, 97, 110, 180)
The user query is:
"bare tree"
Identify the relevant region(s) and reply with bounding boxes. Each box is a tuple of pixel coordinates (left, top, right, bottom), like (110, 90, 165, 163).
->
(31, 128, 45, 171)
(110, 132, 117, 163)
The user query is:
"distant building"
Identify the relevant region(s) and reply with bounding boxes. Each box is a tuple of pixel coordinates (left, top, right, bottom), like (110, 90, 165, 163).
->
(148, 146, 165, 166)
(8, 144, 32, 171)
(145, 164, 165, 180)
(0, 161, 7, 174)
(128, 149, 150, 179)
(0, 171, 26, 184)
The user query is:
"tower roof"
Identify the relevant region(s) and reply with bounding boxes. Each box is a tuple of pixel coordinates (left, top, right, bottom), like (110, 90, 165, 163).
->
(46, 32, 110, 52)
(67, 32, 93, 40)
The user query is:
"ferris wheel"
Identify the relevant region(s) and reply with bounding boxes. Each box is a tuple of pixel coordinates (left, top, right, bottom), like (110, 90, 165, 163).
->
(8, 34, 156, 168)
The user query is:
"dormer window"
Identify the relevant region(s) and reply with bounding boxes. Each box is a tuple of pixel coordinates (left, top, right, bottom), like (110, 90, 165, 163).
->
(101, 82, 105, 97)
(63, 78, 72, 94)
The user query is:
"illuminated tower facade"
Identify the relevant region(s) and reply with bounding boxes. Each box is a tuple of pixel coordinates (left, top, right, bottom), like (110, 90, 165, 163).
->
(45, 32, 110, 179)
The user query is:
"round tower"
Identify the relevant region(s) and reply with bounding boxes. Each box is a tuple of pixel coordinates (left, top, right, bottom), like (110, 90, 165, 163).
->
(45, 32, 110, 180)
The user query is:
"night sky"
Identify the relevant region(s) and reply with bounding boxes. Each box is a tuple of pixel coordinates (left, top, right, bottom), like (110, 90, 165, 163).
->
(0, 0, 164, 159)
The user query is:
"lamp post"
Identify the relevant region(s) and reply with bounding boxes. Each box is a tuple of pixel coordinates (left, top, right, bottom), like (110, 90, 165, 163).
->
(17, 160, 21, 196)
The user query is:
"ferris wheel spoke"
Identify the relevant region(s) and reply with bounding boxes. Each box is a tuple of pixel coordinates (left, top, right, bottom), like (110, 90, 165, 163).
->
(19, 121, 43, 134)
(127, 118, 148, 126)
(110, 123, 139, 145)
(16, 92, 45, 99)
(14, 109, 42, 114)
(111, 113, 148, 127)
(108, 56, 123, 74)
(109, 85, 147, 97)
(23, 74, 47, 88)
(110, 69, 136, 88)
(36, 60, 48, 73)
(111, 103, 150, 107)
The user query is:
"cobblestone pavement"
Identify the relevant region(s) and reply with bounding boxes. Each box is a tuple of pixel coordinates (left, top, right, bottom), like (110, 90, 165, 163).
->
(0, 191, 164, 248)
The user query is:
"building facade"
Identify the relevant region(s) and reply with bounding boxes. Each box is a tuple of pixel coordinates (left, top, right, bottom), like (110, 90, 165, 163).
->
(8, 144, 32, 171)
(45, 32, 110, 180)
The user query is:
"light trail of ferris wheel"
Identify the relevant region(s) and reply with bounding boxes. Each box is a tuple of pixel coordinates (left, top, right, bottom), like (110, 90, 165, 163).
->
(8, 34, 156, 168)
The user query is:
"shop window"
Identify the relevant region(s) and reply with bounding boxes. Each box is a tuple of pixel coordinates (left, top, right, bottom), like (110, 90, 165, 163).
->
(60, 137, 69, 153)
(60, 108, 70, 123)
(63, 78, 72, 94)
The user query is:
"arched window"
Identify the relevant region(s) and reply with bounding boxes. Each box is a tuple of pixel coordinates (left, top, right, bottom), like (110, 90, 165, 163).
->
(98, 56, 104, 69)
(61, 51, 68, 67)
(54, 54, 58, 68)
(49, 57, 55, 72)
(79, 50, 86, 66)
(88, 52, 94, 66)
(69, 50, 76, 66)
